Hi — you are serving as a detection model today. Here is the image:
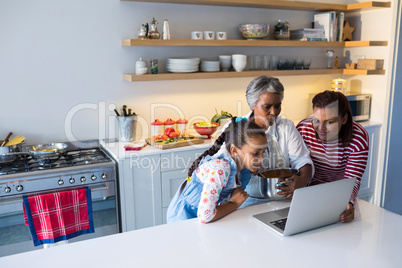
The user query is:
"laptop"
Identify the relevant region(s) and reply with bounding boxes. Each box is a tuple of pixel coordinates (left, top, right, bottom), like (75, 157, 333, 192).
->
(252, 177, 356, 236)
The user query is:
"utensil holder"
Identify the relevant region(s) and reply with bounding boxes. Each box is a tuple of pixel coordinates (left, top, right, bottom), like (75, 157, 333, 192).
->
(117, 116, 138, 142)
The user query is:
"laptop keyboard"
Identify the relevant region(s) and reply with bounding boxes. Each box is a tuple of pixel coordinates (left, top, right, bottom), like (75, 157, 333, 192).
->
(270, 218, 287, 230)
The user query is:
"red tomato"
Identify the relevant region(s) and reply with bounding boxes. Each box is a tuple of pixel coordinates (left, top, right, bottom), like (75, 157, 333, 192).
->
(168, 131, 179, 138)
(164, 127, 175, 136)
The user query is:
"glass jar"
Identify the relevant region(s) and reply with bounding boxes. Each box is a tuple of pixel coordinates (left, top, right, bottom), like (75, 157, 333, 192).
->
(273, 20, 290, 40)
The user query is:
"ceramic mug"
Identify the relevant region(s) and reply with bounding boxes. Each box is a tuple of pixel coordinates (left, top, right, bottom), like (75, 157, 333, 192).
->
(191, 31, 203, 40)
(204, 31, 215, 40)
(216, 31, 227, 40)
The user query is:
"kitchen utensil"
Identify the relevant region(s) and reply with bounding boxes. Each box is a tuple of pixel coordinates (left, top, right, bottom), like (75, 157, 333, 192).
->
(232, 54, 247, 72)
(273, 20, 290, 40)
(219, 55, 232, 71)
(136, 58, 148, 75)
(191, 31, 203, 40)
(258, 168, 298, 200)
(203, 31, 215, 40)
(239, 24, 269, 40)
(150, 59, 158, 74)
(263, 55, 270, 70)
(151, 119, 165, 137)
(176, 119, 188, 134)
(27, 143, 68, 159)
(216, 31, 227, 40)
(326, 50, 334, 68)
(258, 168, 298, 179)
(1, 132, 12, 147)
(193, 122, 219, 139)
(117, 116, 138, 142)
(148, 17, 160, 39)
(162, 19, 170, 40)
(302, 59, 311, 69)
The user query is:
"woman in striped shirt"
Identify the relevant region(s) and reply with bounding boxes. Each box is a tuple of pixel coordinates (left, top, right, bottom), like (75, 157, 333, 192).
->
(296, 90, 369, 223)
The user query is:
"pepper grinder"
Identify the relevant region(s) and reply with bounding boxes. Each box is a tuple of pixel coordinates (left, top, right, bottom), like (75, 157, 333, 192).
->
(148, 17, 160, 39)
(162, 19, 170, 40)
(326, 50, 334, 69)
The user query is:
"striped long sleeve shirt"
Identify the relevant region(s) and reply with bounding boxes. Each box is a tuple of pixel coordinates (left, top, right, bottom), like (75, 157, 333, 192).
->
(296, 118, 369, 205)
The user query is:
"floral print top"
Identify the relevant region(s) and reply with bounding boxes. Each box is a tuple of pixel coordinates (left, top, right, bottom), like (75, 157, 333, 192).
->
(196, 157, 235, 223)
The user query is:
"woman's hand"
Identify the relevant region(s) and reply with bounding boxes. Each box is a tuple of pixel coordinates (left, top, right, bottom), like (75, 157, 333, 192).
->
(276, 164, 312, 199)
(229, 187, 249, 208)
(340, 203, 354, 223)
(276, 175, 304, 199)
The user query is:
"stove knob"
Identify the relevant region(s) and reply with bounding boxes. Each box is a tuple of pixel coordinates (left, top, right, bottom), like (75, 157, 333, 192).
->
(91, 175, 97, 181)
(4, 187, 11, 193)
(101, 173, 107, 180)
(58, 179, 64, 186)
(69, 177, 75, 184)
(16, 185, 23, 192)
(80, 176, 86, 183)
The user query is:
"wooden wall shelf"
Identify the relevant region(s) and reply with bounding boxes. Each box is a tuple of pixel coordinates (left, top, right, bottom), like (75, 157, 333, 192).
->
(122, 39, 388, 47)
(124, 69, 348, 82)
(121, 0, 391, 12)
(343, 69, 386, 75)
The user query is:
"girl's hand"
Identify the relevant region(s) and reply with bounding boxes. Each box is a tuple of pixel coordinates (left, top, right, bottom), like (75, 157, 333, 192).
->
(229, 187, 249, 208)
(340, 203, 354, 223)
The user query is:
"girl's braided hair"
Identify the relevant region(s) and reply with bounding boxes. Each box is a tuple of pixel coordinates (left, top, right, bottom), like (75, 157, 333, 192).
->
(180, 117, 265, 193)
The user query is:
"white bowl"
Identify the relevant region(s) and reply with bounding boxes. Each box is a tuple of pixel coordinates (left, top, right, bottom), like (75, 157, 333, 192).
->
(232, 59, 247, 72)
(136, 67, 148, 75)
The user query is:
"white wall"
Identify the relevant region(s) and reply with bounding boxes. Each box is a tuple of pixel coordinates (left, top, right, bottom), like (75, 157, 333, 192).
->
(0, 0, 394, 145)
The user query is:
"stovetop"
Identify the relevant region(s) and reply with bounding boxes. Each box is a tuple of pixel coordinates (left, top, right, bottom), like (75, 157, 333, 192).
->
(0, 149, 111, 176)
(0, 140, 114, 177)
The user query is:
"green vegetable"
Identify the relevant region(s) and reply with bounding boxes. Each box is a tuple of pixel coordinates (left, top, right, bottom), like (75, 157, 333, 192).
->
(211, 108, 233, 124)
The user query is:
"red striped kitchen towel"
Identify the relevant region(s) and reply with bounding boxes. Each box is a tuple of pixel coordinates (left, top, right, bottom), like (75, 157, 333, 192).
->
(23, 188, 94, 246)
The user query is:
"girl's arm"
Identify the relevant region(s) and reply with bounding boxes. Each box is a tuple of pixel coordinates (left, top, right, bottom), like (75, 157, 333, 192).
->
(209, 187, 249, 222)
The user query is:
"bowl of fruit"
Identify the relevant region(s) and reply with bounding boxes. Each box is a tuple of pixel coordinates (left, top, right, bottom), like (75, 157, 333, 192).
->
(193, 122, 219, 139)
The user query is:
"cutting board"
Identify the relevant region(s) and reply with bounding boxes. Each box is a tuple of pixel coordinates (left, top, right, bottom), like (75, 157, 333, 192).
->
(145, 137, 204, 150)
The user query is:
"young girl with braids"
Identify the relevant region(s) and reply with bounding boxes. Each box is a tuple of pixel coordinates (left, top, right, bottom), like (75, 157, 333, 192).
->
(166, 118, 267, 223)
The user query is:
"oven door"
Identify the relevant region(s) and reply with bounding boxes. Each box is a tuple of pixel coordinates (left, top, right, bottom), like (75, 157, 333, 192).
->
(0, 181, 118, 257)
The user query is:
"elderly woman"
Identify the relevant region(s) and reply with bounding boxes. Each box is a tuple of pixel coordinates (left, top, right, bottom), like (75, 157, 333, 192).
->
(297, 90, 369, 222)
(187, 76, 313, 207)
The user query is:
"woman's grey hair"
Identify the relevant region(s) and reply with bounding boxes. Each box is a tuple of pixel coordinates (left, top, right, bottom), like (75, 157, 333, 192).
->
(246, 76, 284, 109)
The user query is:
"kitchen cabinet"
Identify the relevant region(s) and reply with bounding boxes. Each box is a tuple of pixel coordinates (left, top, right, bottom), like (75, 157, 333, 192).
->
(357, 123, 381, 203)
(118, 147, 206, 231)
(122, 0, 390, 82)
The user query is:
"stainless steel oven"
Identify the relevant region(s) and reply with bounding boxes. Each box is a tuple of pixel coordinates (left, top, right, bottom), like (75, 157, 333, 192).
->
(0, 140, 119, 257)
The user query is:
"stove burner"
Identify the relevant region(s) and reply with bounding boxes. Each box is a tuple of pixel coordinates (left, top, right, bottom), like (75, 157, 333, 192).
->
(0, 147, 112, 176)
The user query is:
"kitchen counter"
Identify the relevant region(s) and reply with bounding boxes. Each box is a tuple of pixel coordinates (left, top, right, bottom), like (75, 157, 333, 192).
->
(101, 138, 216, 160)
(1, 199, 401, 267)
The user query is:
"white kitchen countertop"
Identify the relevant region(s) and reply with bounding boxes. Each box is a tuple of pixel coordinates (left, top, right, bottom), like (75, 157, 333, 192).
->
(100, 138, 216, 160)
(1, 199, 400, 267)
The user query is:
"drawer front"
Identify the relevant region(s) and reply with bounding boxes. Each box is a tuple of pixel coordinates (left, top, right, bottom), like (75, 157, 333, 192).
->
(160, 148, 205, 172)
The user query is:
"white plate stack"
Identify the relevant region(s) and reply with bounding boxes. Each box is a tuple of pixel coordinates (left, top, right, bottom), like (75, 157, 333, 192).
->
(167, 58, 200, 73)
(200, 61, 220, 72)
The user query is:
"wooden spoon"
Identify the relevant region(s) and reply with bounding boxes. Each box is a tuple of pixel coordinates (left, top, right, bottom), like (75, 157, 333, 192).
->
(0, 132, 13, 147)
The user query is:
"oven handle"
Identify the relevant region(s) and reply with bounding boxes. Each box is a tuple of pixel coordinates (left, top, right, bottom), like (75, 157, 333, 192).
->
(0, 182, 115, 206)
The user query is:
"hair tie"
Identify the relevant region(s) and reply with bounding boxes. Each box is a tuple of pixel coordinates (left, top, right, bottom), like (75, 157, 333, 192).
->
(186, 176, 192, 182)
(235, 116, 248, 123)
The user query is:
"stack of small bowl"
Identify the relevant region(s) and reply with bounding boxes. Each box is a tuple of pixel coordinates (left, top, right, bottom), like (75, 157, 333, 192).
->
(167, 58, 200, 73)
(200, 61, 220, 72)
